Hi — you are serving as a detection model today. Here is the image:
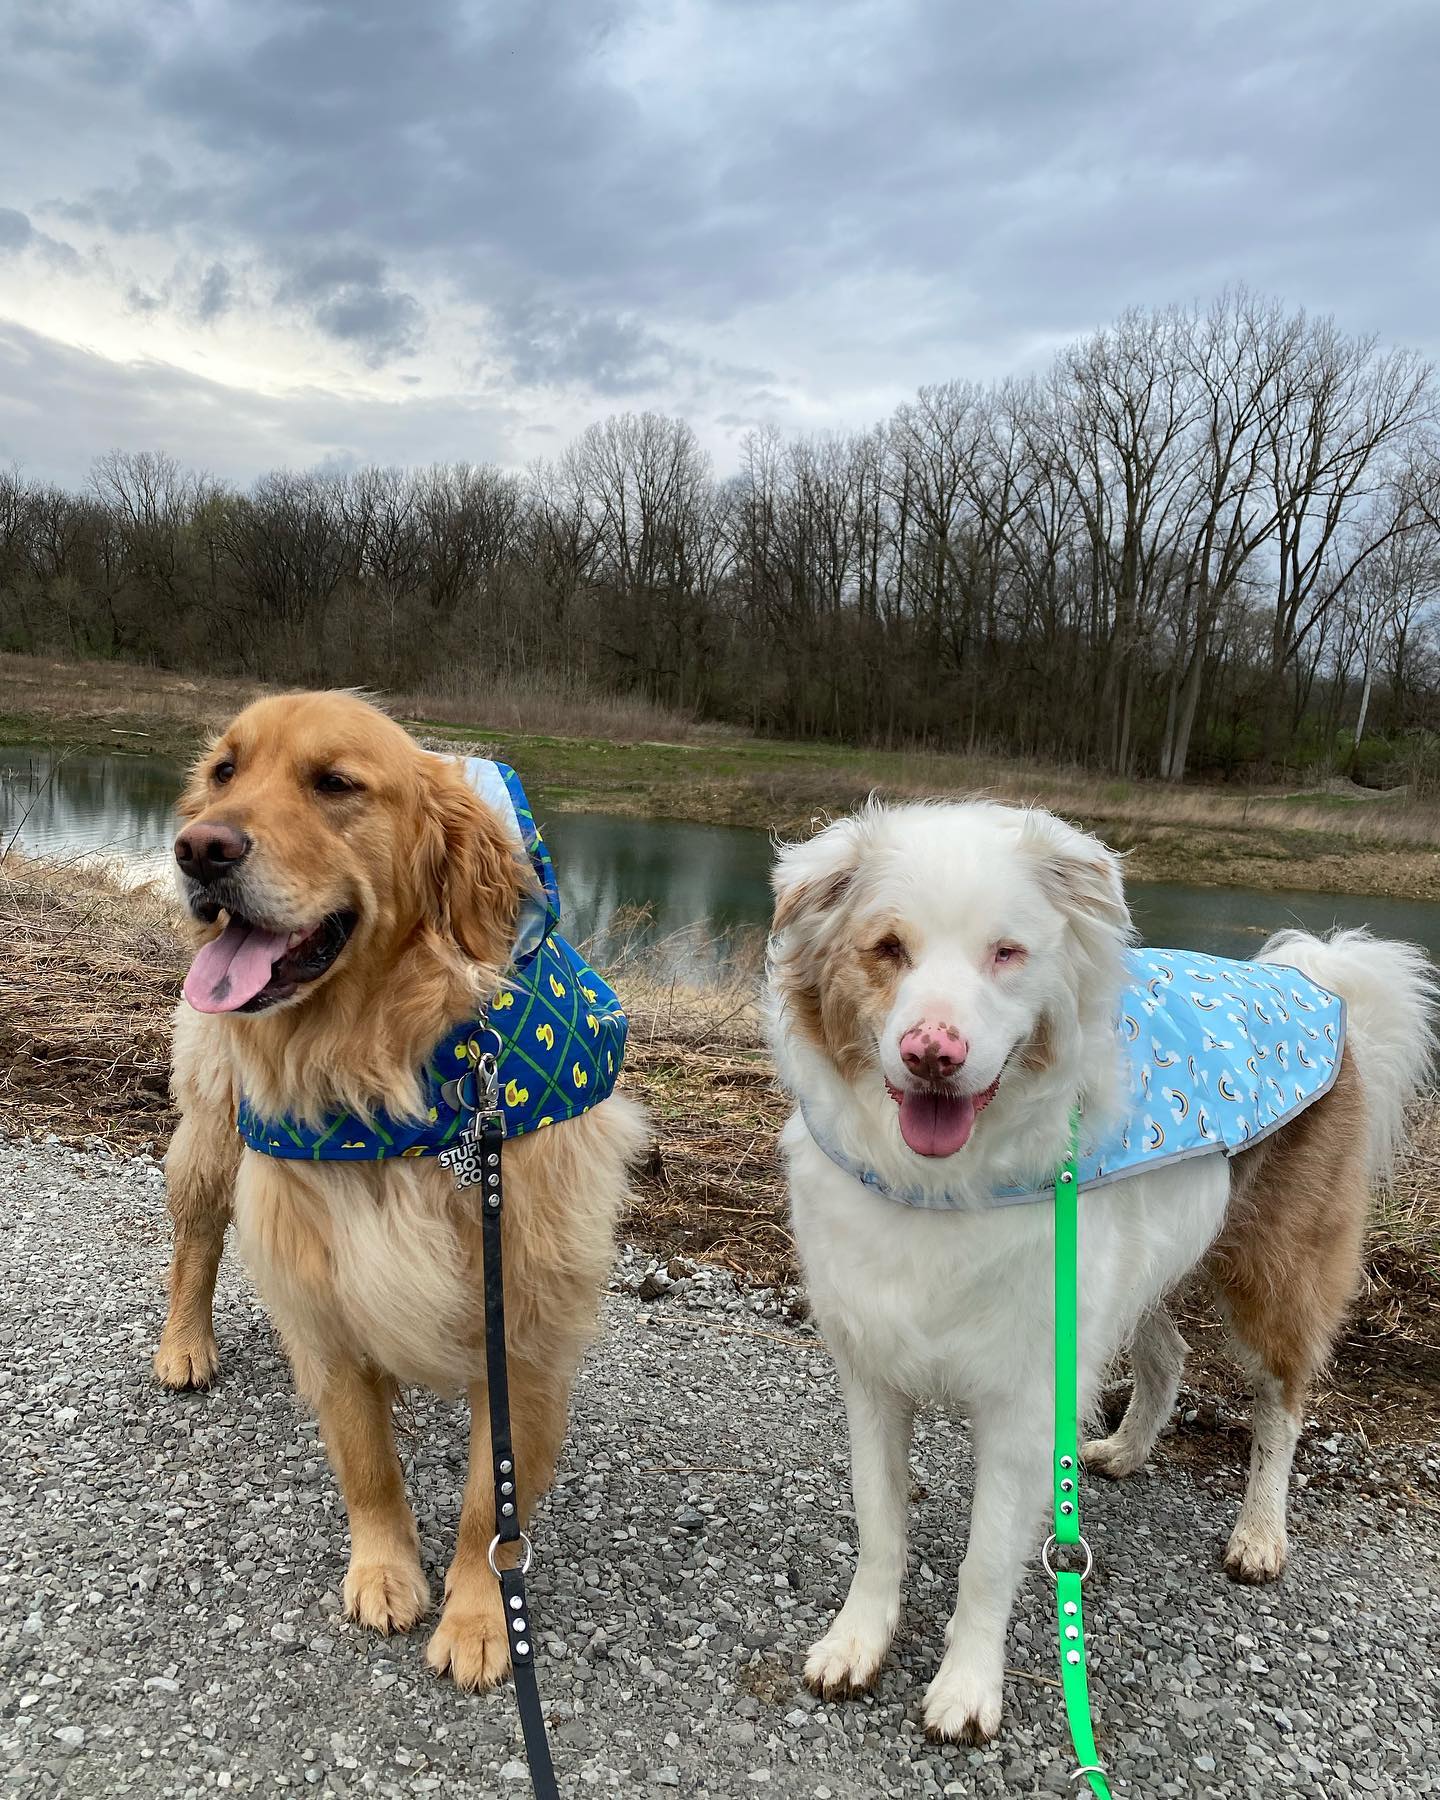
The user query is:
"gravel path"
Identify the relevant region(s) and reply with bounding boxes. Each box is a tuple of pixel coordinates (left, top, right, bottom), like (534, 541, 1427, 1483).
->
(2, 1135, 1438, 1800)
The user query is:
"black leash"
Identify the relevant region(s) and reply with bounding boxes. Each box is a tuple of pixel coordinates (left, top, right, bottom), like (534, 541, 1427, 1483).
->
(441, 1048, 559, 1800)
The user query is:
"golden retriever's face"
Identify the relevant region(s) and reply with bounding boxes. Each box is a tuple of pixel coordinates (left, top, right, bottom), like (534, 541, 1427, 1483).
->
(175, 692, 521, 1017)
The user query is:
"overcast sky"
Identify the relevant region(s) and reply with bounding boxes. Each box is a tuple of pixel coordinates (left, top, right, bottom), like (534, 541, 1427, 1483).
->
(1, 0, 1436, 488)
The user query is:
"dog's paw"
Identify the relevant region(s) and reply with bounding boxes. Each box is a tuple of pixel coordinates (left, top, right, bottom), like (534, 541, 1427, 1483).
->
(803, 1610, 894, 1699)
(1081, 1432, 1146, 1480)
(922, 1661, 1004, 1746)
(152, 1328, 220, 1391)
(1223, 1523, 1288, 1585)
(343, 1555, 429, 1634)
(426, 1601, 512, 1691)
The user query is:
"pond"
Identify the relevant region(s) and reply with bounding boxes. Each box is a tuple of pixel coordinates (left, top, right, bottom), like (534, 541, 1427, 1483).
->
(5, 744, 1440, 970)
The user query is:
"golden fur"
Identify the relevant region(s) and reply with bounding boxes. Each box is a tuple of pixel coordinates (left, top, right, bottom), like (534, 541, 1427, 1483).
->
(154, 692, 645, 1687)
(1207, 1049, 1371, 1411)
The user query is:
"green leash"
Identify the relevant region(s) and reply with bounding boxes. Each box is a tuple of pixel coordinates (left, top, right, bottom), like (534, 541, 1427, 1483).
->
(1045, 1111, 1113, 1797)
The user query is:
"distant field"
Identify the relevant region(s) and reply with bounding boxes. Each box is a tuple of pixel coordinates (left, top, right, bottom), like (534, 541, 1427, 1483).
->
(7, 651, 1440, 898)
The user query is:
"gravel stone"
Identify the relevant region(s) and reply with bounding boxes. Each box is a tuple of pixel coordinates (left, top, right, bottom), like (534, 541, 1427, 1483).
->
(2, 1135, 1437, 1797)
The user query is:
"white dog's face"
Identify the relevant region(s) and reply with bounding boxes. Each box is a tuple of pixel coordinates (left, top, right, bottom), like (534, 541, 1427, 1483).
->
(769, 801, 1130, 1157)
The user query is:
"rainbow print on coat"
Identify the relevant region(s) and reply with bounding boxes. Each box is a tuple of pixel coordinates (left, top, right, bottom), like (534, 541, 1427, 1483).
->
(1053, 945, 1345, 1197)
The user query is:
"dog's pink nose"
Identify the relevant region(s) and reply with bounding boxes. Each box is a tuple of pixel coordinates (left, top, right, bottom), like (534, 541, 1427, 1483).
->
(899, 1022, 969, 1080)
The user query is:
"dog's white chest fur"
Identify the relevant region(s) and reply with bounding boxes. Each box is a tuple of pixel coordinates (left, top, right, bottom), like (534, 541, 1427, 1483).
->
(784, 1115, 1229, 1410)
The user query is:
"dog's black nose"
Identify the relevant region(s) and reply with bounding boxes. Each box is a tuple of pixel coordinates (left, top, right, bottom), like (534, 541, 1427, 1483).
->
(174, 822, 251, 886)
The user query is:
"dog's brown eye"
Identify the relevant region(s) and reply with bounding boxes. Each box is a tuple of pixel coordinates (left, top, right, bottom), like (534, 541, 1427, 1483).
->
(212, 760, 235, 785)
(872, 935, 909, 965)
(315, 771, 359, 796)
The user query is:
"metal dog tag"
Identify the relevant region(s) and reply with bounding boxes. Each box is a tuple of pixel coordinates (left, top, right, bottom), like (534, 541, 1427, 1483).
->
(439, 1112, 487, 1190)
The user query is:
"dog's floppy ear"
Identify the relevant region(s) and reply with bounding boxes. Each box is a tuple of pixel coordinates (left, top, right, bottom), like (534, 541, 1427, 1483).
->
(1020, 806, 1132, 948)
(769, 808, 880, 1081)
(413, 757, 528, 972)
(771, 812, 867, 938)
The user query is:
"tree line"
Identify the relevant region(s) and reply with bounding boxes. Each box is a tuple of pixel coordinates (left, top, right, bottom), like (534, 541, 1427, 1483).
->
(4, 288, 1440, 782)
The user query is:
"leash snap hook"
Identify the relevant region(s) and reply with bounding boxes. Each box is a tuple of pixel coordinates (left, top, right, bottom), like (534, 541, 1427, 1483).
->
(463, 1030, 503, 1115)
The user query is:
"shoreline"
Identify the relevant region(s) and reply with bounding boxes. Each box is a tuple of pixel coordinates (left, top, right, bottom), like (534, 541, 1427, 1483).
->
(7, 651, 1440, 900)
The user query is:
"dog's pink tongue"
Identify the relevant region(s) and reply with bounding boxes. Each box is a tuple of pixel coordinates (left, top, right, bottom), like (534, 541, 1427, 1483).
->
(898, 1089, 977, 1157)
(183, 921, 290, 1014)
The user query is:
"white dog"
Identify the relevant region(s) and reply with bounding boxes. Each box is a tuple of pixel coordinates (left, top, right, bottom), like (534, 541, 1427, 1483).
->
(766, 799, 1434, 1745)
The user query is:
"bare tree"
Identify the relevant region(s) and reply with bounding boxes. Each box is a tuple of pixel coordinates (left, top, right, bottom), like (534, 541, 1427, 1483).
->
(6, 292, 1440, 782)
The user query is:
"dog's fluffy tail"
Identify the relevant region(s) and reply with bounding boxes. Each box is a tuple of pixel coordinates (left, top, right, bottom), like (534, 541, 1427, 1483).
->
(1258, 927, 1439, 1182)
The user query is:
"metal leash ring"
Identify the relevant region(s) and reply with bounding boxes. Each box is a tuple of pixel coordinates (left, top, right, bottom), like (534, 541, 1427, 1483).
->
(487, 1529, 535, 1580)
(1041, 1533, 1094, 1582)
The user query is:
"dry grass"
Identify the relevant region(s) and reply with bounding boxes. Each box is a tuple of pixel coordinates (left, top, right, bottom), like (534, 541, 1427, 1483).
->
(604, 916, 790, 1279)
(0, 851, 181, 1148)
(389, 668, 714, 747)
(10, 647, 1440, 840)
(0, 651, 266, 761)
(1010, 772, 1440, 853)
(729, 754, 1440, 854)
(0, 652, 707, 761)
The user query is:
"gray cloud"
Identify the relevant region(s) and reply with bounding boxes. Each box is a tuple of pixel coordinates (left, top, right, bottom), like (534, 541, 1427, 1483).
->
(193, 261, 233, 323)
(0, 205, 83, 273)
(0, 0, 1437, 481)
(494, 298, 693, 395)
(47, 152, 215, 236)
(273, 248, 424, 362)
(0, 207, 34, 250)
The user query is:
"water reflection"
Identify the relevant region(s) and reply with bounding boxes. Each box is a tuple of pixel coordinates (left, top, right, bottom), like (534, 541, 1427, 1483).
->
(541, 810, 774, 963)
(1128, 881, 1440, 965)
(0, 746, 181, 880)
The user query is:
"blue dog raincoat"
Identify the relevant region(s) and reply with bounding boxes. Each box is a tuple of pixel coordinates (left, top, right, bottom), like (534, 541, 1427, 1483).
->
(237, 759, 628, 1161)
(807, 946, 1346, 1210)
(1060, 946, 1344, 1194)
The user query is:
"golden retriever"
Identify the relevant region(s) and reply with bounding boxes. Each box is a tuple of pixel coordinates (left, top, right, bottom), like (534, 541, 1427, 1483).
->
(152, 690, 645, 1688)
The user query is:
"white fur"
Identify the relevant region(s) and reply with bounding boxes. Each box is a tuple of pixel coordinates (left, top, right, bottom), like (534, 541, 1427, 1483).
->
(1258, 926, 1438, 1181)
(767, 801, 1434, 1743)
